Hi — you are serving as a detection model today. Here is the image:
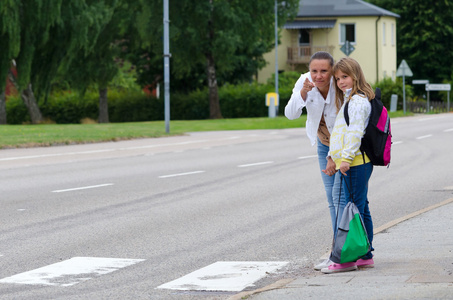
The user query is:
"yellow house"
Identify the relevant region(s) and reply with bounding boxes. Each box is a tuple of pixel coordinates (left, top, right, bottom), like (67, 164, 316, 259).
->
(258, 0, 400, 85)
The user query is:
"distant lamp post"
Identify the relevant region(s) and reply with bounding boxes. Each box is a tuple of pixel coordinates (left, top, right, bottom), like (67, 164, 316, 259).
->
(163, 0, 171, 133)
(274, 0, 279, 116)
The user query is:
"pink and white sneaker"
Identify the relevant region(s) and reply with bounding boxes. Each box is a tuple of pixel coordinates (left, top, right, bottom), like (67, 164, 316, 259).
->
(321, 262, 357, 274)
(356, 258, 374, 268)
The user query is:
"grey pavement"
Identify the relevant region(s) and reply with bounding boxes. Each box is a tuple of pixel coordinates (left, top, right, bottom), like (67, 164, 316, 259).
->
(231, 197, 453, 300)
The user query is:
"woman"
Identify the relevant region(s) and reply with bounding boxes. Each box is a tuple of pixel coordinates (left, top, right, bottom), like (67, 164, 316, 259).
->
(285, 51, 344, 271)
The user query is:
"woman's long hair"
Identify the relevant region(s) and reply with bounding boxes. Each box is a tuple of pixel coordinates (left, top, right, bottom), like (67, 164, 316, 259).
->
(332, 57, 375, 107)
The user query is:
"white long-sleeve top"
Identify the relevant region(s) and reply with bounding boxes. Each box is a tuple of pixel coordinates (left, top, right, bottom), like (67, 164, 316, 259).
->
(328, 89, 371, 168)
(285, 72, 337, 146)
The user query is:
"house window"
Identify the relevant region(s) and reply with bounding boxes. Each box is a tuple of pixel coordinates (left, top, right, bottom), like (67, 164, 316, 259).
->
(383, 23, 386, 45)
(340, 24, 355, 44)
(391, 23, 395, 46)
(299, 29, 310, 45)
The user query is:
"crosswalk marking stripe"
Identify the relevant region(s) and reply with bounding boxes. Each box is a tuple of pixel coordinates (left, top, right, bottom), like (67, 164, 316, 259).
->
(0, 257, 145, 287)
(157, 261, 288, 292)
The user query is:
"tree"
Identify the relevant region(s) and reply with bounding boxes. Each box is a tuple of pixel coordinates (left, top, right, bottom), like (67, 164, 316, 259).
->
(2, 1, 122, 124)
(130, 0, 298, 119)
(0, 0, 22, 124)
(367, 0, 453, 83)
(9, 0, 65, 124)
(63, 0, 125, 123)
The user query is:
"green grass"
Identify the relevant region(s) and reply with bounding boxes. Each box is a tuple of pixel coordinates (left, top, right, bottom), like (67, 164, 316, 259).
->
(0, 111, 410, 149)
(0, 116, 305, 148)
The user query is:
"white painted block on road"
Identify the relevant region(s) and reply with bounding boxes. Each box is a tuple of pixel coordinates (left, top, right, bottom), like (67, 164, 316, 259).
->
(157, 261, 288, 292)
(0, 257, 145, 287)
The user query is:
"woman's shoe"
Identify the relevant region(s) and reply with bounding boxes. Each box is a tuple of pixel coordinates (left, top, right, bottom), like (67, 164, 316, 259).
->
(356, 258, 374, 268)
(314, 258, 332, 271)
(321, 262, 357, 274)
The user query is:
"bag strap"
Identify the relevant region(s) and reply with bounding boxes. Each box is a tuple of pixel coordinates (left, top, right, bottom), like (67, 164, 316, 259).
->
(342, 173, 354, 204)
(334, 175, 343, 233)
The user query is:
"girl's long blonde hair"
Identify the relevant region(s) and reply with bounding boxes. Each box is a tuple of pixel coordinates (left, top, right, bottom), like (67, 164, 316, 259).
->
(332, 57, 375, 109)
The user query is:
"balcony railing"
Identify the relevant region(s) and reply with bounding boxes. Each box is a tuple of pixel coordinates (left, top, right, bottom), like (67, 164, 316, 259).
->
(287, 45, 335, 65)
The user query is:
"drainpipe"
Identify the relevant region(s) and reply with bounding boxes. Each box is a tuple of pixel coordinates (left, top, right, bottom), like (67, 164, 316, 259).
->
(375, 15, 381, 82)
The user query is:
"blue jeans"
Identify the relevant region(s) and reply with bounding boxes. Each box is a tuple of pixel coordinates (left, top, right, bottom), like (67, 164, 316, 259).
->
(317, 139, 345, 235)
(341, 162, 374, 259)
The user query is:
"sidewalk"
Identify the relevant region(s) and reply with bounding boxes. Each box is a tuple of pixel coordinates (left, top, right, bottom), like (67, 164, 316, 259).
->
(232, 198, 453, 300)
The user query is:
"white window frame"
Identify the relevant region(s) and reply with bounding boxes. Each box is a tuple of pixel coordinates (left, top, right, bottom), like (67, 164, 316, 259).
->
(391, 23, 395, 46)
(339, 23, 356, 45)
(382, 22, 386, 46)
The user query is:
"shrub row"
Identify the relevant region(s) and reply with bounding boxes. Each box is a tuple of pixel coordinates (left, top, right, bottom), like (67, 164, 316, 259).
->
(6, 83, 293, 124)
(5, 73, 412, 124)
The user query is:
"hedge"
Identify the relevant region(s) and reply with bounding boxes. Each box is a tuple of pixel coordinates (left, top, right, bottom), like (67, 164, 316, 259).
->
(5, 83, 294, 124)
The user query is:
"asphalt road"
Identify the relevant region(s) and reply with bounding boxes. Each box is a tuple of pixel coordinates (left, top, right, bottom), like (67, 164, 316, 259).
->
(0, 113, 452, 299)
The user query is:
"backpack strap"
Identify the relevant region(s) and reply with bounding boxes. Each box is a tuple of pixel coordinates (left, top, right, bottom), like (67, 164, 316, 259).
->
(344, 100, 366, 164)
(344, 101, 350, 126)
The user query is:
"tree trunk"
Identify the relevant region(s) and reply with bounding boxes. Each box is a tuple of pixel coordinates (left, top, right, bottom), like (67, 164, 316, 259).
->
(21, 84, 43, 124)
(8, 70, 42, 124)
(206, 0, 222, 119)
(0, 91, 6, 124)
(206, 53, 222, 119)
(98, 87, 109, 123)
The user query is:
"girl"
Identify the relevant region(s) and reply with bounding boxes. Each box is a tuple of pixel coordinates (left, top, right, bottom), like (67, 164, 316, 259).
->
(285, 52, 345, 271)
(321, 57, 375, 274)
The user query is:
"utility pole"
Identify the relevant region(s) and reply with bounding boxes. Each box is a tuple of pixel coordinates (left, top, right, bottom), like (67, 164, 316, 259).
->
(163, 0, 171, 133)
(274, 0, 279, 115)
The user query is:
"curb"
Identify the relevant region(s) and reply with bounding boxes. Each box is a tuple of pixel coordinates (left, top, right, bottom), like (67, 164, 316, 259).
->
(228, 197, 453, 299)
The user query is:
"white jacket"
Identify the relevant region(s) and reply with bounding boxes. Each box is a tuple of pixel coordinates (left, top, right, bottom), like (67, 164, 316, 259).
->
(285, 72, 337, 146)
(328, 89, 371, 168)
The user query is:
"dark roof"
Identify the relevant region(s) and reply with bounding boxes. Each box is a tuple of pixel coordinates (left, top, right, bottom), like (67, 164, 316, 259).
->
(297, 0, 400, 18)
(284, 19, 336, 29)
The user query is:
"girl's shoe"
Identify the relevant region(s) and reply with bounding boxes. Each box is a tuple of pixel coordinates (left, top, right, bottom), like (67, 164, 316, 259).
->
(356, 258, 374, 268)
(321, 262, 357, 274)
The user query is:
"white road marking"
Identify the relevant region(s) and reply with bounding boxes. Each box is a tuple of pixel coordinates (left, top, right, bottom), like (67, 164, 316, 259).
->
(238, 161, 273, 168)
(0, 257, 145, 287)
(0, 140, 209, 162)
(444, 128, 453, 132)
(418, 117, 442, 122)
(393, 141, 403, 145)
(0, 149, 116, 161)
(52, 183, 114, 193)
(157, 261, 288, 292)
(158, 171, 205, 178)
(416, 134, 433, 140)
(298, 155, 318, 160)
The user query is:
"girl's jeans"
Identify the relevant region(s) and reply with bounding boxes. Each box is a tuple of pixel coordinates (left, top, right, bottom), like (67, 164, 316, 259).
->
(342, 162, 374, 259)
(317, 138, 345, 235)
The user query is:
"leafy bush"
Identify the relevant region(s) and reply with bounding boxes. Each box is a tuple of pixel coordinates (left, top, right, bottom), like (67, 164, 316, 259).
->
(267, 71, 301, 89)
(5, 80, 298, 124)
(372, 77, 413, 110)
(5, 96, 30, 124)
(40, 91, 98, 124)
